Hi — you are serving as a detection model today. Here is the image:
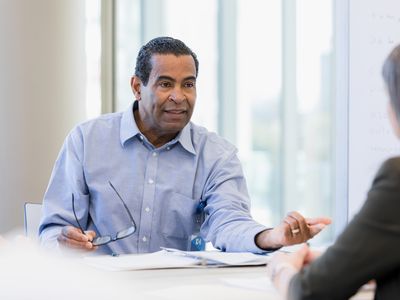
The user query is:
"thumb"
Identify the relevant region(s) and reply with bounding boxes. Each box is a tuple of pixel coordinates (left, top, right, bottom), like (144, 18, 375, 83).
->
(84, 230, 97, 241)
(290, 244, 310, 269)
(295, 243, 309, 259)
(309, 223, 327, 237)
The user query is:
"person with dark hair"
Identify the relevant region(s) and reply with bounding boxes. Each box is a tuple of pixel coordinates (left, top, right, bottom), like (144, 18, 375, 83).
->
(266, 44, 400, 299)
(39, 37, 330, 255)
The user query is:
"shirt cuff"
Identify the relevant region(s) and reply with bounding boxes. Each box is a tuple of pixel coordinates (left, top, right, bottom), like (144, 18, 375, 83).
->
(245, 224, 274, 254)
(39, 226, 62, 252)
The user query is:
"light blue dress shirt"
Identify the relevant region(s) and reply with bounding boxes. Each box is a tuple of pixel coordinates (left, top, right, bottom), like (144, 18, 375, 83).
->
(39, 102, 267, 255)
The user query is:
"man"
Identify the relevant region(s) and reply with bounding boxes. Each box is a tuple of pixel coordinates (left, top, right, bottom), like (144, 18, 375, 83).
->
(39, 37, 330, 255)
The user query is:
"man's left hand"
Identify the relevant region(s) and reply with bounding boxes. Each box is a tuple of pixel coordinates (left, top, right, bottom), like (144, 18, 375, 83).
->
(255, 211, 331, 250)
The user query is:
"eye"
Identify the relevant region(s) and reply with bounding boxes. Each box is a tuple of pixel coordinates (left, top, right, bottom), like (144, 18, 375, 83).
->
(159, 81, 172, 88)
(184, 81, 196, 88)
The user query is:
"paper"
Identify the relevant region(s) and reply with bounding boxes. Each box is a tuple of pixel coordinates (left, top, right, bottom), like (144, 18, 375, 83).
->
(83, 249, 271, 271)
(161, 247, 271, 266)
(83, 250, 198, 271)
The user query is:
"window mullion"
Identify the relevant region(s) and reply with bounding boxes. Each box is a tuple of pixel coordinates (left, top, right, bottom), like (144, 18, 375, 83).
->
(281, 0, 298, 218)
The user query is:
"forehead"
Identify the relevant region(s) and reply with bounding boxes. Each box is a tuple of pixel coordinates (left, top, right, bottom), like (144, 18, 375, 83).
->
(149, 54, 196, 79)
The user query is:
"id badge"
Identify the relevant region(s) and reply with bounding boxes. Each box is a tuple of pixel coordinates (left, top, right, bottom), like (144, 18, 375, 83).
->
(188, 234, 205, 251)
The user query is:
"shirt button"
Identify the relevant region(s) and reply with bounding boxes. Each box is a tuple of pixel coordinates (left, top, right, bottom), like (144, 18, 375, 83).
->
(148, 179, 154, 184)
(166, 146, 171, 150)
(145, 207, 150, 212)
(152, 152, 157, 157)
(139, 135, 144, 140)
(142, 236, 147, 242)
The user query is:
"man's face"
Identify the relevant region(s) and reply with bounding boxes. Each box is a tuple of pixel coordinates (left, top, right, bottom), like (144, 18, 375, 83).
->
(132, 54, 197, 138)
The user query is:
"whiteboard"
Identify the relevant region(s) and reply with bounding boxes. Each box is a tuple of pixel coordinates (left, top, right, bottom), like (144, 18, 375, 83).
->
(348, 0, 400, 219)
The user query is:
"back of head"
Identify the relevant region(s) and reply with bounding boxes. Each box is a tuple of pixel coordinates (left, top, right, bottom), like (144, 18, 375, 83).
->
(383, 44, 400, 120)
(134, 36, 199, 86)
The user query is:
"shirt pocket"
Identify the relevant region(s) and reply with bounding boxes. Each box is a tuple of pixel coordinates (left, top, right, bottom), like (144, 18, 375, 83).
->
(160, 192, 198, 240)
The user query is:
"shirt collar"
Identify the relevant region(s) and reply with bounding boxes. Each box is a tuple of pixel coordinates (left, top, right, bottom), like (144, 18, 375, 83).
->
(120, 101, 196, 155)
(120, 102, 140, 146)
(176, 123, 196, 155)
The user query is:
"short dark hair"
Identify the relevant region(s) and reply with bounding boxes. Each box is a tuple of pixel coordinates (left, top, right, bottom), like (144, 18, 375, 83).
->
(383, 45, 400, 120)
(134, 37, 199, 86)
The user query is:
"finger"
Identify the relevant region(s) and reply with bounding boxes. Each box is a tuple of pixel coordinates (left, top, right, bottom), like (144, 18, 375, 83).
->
(304, 249, 321, 265)
(295, 243, 309, 259)
(284, 213, 300, 233)
(289, 244, 310, 269)
(57, 234, 94, 250)
(287, 212, 311, 239)
(61, 226, 89, 242)
(306, 217, 332, 226)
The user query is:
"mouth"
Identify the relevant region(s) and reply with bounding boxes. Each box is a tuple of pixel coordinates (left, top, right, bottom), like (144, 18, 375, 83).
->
(164, 109, 187, 115)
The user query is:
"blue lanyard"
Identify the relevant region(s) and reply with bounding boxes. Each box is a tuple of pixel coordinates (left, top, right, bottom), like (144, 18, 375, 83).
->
(190, 199, 207, 251)
(195, 199, 207, 224)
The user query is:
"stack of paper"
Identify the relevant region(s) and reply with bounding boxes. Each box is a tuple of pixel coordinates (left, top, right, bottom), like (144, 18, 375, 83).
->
(83, 248, 271, 271)
(161, 247, 270, 266)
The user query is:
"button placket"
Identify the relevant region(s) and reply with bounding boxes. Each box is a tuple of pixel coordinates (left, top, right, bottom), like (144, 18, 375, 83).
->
(138, 149, 158, 252)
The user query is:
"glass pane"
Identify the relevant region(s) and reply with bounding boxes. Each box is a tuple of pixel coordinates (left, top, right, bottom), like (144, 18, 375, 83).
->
(236, 0, 282, 226)
(115, 0, 141, 112)
(294, 0, 334, 244)
(85, 0, 101, 118)
(236, 0, 334, 245)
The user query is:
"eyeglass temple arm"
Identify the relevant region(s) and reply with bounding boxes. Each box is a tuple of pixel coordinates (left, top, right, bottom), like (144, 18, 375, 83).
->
(108, 181, 137, 228)
(72, 193, 85, 234)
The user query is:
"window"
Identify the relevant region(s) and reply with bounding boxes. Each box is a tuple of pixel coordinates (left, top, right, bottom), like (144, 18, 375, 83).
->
(85, 0, 102, 118)
(114, 0, 141, 111)
(112, 0, 335, 244)
(164, 0, 218, 131)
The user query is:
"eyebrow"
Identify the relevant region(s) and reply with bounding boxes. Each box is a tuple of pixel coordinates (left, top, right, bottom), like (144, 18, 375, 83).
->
(156, 75, 197, 82)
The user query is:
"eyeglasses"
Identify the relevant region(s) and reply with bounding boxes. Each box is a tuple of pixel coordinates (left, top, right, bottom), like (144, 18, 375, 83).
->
(72, 181, 137, 246)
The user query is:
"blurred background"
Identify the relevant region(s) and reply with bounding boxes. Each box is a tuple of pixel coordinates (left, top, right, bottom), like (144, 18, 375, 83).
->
(0, 0, 336, 245)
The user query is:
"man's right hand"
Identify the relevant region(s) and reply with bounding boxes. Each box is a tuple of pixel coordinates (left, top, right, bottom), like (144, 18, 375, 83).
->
(57, 226, 97, 251)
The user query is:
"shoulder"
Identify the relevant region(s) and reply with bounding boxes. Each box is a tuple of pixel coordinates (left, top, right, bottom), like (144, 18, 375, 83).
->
(189, 122, 237, 159)
(373, 157, 400, 183)
(77, 111, 123, 132)
(68, 112, 123, 139)
(379, 157, 400, 171)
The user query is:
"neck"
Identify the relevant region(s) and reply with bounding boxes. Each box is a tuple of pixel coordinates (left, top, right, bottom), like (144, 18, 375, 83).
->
(133, 109, 177, 148)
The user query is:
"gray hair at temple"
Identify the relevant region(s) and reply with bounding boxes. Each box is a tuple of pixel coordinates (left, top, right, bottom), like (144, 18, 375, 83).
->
(382, 45, 400, 121)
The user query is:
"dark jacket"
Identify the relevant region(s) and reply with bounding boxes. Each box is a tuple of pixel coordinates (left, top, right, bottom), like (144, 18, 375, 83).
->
(289, 157, 400, 300)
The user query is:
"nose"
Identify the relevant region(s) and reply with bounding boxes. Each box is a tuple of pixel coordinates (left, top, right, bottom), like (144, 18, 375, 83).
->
(169, 86, 186, 103)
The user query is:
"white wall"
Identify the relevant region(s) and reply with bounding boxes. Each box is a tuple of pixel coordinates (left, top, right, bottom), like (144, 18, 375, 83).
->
(0, 0, 87, 233)
(348, 0, 400, 219)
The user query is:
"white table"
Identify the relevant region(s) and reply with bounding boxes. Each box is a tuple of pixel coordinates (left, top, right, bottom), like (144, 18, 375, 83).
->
(105, 266, 279, 300)
(95, 266, 374, 300)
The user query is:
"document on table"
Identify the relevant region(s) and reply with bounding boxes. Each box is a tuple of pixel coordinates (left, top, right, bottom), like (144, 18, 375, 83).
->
(83, 249, 271, 271)
(161, 247, 271, 266)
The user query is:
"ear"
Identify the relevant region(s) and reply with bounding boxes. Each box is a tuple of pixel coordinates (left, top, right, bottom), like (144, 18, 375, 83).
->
(131, 76, 142, 100)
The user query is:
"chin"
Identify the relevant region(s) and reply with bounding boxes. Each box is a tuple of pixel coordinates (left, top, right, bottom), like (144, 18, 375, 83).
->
(162, 119, 189, 132)
(164, 124, 186, 133)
